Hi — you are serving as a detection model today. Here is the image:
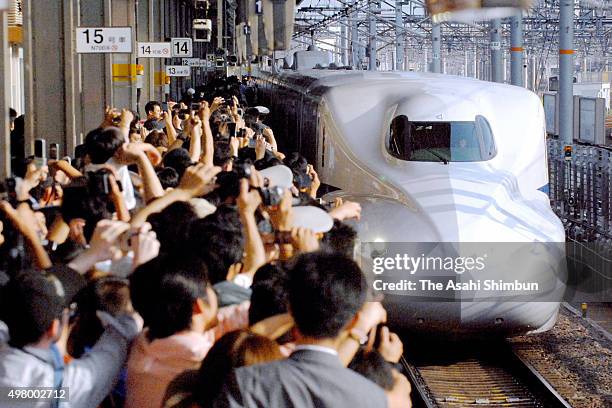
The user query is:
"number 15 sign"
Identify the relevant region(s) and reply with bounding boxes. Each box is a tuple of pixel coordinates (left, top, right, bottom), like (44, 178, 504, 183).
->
(76, 27, 132, 53)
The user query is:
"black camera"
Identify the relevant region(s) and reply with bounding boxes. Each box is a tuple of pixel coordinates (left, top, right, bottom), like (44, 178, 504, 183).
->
(88, 169, 122, 195)
(259, 185, 284, 207)
(228, 122, 237, 137)
(178, 109, 191, 120)
(233, 161, 252, 179)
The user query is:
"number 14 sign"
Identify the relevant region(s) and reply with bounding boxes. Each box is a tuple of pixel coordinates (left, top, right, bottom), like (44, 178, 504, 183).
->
(171, 38, 193, 58)
(76, 27, 132, 53)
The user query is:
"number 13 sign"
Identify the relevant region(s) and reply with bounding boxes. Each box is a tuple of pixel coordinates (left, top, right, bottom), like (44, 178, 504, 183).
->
(76, 27, 132, 53)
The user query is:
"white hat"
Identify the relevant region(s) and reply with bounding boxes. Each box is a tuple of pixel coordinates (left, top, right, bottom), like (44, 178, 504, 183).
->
(186, 88, 196, 95)
(189, 198, 217, 218)
(254, 106, 270, 115)
(292, 206, 334, 233)
(259, 165, 293, 189)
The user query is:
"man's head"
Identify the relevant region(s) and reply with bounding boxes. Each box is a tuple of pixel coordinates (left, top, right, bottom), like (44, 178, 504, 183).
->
(322, 220, 358, 258)
(188, 206, 244, 284)
(130, 255, 217, 340)
(163, 148, 194, 179)
(60, 176, 114, 244)
(145, 101, 162, 120)
(148, 201, 198, 254)
(288, 251, 367, 339)
(213, 141, 233, 170)
(156, 167, 180, 190)
(1, 269, 85, 348)
(84, 127, 125, 164)
(249, 263, 289, 325)
(145, 130, 169, 149)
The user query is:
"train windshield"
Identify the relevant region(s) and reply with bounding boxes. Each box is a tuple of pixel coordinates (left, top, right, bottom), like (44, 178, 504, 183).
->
(387, 115, 497, 163)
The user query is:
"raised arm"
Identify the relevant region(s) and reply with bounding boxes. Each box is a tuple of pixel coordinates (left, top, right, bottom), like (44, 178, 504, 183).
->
(164, 103, 178, 145)
(188, 117, 203, 163)
(115, 142, 164, 203)
(236, 179, 266, 278)
(130, 163, 221, 228)
(198, 101, 214, 167)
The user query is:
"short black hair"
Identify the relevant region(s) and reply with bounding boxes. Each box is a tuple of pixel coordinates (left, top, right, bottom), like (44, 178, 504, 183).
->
(284, 152, 308, 173)
(348, 349, 395, 390)
(322, 220, 358, 258)
(213, 141, 233, 167)
(130, 255, 210, 340)
(1, 271, 65, 347)
(254, 154, 283, 171)
(156, 167, 180, 190)
(249, 263, 289, 325)
(287, 251, 367, 338)
(84, 127, 124, 164)
(163, 148, 193, 179)
(145, 101, 162, 115)
(148, 201, 198, 254)
(188, 205, 244, 284)
(209, 171, 241, 204)
(60, 176, 113, 241)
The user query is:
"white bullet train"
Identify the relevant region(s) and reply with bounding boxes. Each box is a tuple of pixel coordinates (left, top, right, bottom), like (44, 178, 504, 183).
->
(255, 60, 566, 337)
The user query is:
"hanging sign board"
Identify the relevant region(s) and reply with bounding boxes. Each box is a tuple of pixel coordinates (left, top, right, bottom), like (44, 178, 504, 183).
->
(138, 42, 171, 58)
(76, 27, 132, 53)
(166, 65, 191, 77)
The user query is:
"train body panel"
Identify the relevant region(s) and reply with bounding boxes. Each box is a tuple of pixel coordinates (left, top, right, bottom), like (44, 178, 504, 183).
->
(256, 69, 566, 337)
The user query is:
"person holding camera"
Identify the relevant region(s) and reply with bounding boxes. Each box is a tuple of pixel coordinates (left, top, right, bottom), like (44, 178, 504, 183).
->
(0, 221, 145, 408)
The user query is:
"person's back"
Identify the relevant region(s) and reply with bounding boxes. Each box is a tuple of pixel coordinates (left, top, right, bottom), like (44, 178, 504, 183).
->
(219, 348, 387, 408)
(0, 270, 140, 408)
(213, 252, 407, 408)
(125, 255, 249, 408)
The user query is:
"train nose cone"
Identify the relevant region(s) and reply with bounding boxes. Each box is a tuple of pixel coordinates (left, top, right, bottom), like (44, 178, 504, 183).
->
(406, 165, 562, 242)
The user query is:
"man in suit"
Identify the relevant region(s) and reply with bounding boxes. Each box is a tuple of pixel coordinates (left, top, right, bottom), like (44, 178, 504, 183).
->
(214, 251, 412, 408)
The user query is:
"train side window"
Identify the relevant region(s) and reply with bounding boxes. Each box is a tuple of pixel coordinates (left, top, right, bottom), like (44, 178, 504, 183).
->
(387, 115, 497, 162)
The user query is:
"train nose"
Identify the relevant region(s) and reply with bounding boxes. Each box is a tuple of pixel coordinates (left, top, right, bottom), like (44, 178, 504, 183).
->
(407, 169, 561, 242)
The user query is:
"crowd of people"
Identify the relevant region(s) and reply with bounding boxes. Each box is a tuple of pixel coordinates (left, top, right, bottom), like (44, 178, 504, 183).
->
(0, 76, 412, 408)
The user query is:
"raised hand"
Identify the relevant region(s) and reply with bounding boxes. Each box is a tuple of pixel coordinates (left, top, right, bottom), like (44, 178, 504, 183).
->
(291, 227, 319, 253)
(237, 178, 262, 215)
(178, 163, 222, 197)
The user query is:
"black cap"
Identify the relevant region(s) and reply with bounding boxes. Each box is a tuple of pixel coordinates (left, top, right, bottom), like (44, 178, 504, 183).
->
(1, 268, 86, 343)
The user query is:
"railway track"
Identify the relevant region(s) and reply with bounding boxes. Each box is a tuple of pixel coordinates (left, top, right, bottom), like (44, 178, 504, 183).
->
(401, 342, 572, 408)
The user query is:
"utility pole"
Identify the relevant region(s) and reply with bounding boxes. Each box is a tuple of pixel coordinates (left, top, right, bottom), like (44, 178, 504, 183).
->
(510, 13, 524, 86)
(431, 24, 441, 73)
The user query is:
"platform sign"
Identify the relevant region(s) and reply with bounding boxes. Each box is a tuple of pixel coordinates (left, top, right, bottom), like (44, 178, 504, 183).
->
(182, 58, 205, 67)
(490, 41, 501, 50)
(166, 65, 191, 77)
(171, 38, 193, 57)
(76, 27, 132, 53)
(255, 0, 263, 14)
(138, 42, 171, 58)
(206, 54, 215, 62)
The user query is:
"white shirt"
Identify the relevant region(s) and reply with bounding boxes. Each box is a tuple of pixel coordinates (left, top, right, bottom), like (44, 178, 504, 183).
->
(85, 157, 136, 210)
(293, 344, 339, 356)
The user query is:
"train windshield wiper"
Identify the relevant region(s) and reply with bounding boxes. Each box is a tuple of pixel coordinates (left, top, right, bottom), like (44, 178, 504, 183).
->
(424, 148, 449, 164)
